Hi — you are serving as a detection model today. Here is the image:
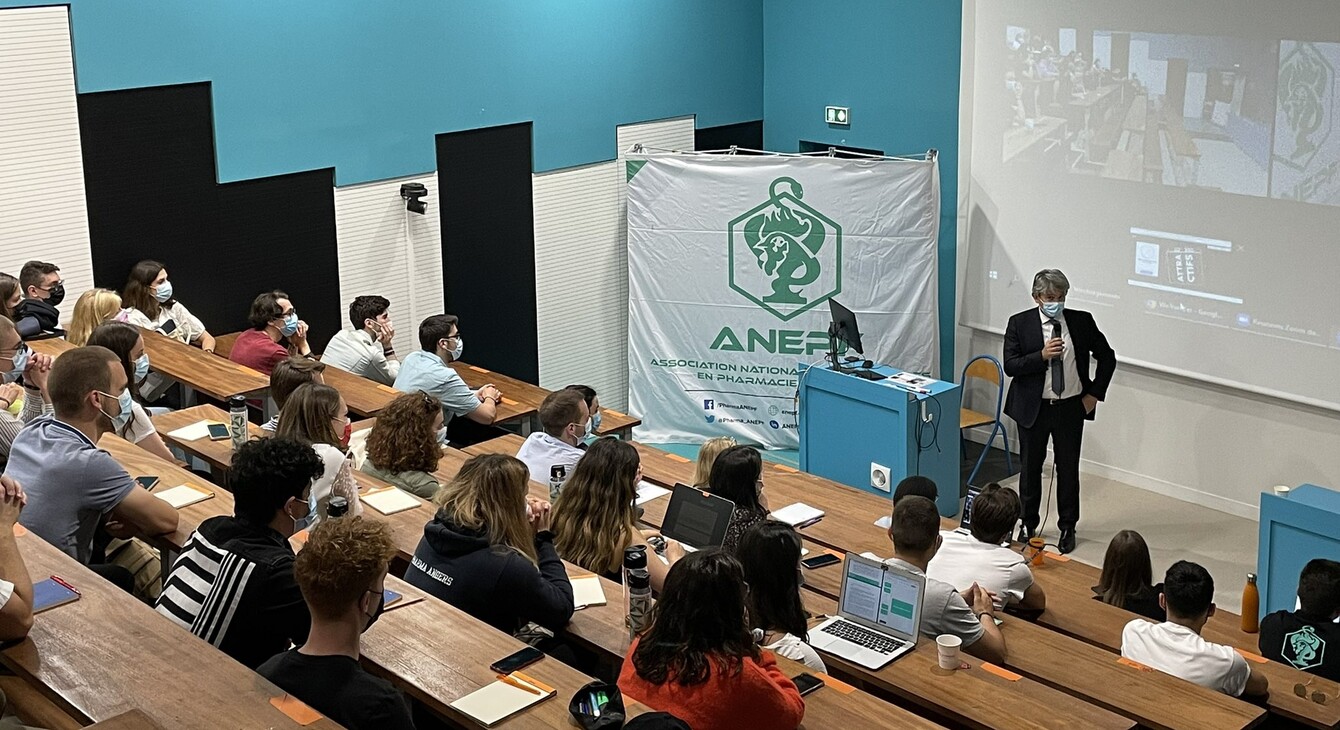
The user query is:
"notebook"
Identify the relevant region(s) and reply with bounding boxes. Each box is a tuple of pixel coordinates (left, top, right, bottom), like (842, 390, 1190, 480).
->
(449, 671, 556, 727)
(634, 481, 670, 506)
(362, 488, 421, 515)
(769, 502, 825, 528)
(165, 420, 217, 441)
(154, 484, 215, 509)
(571, 575, 607, 609)
(33, 577, 80, 613)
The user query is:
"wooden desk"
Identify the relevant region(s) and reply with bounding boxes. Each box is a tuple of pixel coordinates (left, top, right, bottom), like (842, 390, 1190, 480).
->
(141, 330, 269, 403)
(1123, 96, 1147, 132)
(152, 405, 264, 480)
(25, 338, 73, 359)
(2, 530, 339, 728)
(318, 365, 401, 417)
(84, 710, 166, 730)
(450, 361, 642, 438)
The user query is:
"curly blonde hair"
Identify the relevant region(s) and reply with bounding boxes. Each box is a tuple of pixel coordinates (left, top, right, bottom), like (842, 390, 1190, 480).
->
(67, 288, 123, 346)
(294, 516, 397, 620)
(366, 391, 442, 474)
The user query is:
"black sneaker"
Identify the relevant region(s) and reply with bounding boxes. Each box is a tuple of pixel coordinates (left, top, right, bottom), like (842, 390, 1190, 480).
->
(1017, 524, 1034, 544)
(1059, 529, 1076, 554)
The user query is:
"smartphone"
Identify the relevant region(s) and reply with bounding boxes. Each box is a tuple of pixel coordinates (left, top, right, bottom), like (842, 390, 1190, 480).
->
(134, 476, 160, 490)
(33, 576, 80, 613)
(792, 673, 824, 697)
(383, 589, 403, 608)
(489, 646, 544, 674)
(207, 423, 230, 441)
(158, 319, 177, 335)
(801, 553, 841, 570)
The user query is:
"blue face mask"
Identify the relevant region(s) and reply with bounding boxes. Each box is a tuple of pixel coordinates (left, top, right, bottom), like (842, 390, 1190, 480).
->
(133, 353, 150, 382)
(290, 494, 315, 532)
(279, 313, 299, 337)
(590, 411, 602, 434)
(154, 280, 173, 303)
(99, 389, 133, 431)
(1040, 300, 1065, 318)
(5, 344, 29, 383)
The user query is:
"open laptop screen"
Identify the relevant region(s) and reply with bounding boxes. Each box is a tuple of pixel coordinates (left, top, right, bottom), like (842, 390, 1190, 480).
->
(838, 556, 921, 637)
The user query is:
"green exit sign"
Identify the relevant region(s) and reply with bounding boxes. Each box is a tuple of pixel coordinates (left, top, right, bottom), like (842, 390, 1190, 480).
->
(825, 106, 850, 125)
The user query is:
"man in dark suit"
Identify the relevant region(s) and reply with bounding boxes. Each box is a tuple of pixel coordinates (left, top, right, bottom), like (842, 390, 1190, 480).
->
(1003, 269, 1115, 554)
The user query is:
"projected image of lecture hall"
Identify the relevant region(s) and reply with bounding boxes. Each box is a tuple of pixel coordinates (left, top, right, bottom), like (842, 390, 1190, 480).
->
(1003, 28, 1276, 197)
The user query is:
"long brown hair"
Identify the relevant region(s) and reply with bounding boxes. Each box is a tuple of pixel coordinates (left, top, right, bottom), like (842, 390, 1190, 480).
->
(551, 438, 640, 575)
(1097, 529, 1155, 608)
(122, 260, 167, 320)
(0, 274, 19, 320)
(366, 391, 441, 474)
(276, 383, 345, 448)
(432, 454, 537, 563)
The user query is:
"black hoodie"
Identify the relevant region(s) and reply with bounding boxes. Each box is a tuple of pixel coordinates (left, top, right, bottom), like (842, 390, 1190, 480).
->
(404, 515, 574, 635)
(13, 298, 62, 340)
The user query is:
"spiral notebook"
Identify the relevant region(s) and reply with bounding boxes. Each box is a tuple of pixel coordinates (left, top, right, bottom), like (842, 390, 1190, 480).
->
(449, 671, 556, 727)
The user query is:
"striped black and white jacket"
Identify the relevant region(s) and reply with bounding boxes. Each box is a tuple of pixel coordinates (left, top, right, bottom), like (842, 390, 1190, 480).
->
(155, 516, 309, 668)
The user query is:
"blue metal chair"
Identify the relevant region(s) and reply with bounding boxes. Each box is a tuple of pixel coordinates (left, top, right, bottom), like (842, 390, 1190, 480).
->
(959, 355, 1013, 487)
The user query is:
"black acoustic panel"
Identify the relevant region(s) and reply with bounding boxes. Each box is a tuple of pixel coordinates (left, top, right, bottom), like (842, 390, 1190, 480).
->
(436, 123, 538, 383)
(77, 82, 341, 342)
(695, 120, 764, 152)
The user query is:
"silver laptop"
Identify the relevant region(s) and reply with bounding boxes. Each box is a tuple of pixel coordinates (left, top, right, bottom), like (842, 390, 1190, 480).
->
(810, 553, 924, 670)
(954, 486, 983, 535)
(660, 484, 735, 552)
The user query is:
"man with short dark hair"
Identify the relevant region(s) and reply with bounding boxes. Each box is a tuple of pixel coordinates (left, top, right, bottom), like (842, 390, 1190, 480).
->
(392, 314, 500, 432)
(156, 437, 324, 668)
(885, 496, 1006, 663)
(5, 346, 178, 567)
(1122, 561, 1268, 696)
(322, 296, 400, 385)
(515, 388, 589, 483)
(229, 291, 311, 375)
(892, 476, 937, 507)
(261, 357, 327, 432)
(1260, 558, 1340, 681)
(258, 516, 413, 729)
(13, 261, 64, 339)
(927, 483, 1045, 611)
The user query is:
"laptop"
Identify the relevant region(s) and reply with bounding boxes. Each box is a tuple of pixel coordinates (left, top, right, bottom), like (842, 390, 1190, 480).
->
(659, 484, 735, 552)
(810, 553, 925, 670)
(954, 485, 982, 535)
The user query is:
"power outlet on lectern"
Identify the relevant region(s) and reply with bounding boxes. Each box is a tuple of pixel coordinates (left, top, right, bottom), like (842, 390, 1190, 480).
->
(871, 463, 891, 492)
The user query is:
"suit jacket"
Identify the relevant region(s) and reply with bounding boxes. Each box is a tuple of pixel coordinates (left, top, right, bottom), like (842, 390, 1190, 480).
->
(1003, 307, 1115, 429)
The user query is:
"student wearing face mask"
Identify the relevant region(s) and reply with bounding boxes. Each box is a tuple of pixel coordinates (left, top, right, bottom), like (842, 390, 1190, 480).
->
(13, 261, 65, 340)
(515, 388, 588, 484)
(276, 383, 362, 526)
(393, 314, 501, 439)
(564, 384, 601, 438)
(85, 323, 177, 463)
(0, 273, 20, 322)
(156, 438, 325, 668)
(1003, 269, 1115, 554)
(322, 295, 400, 386)
(257, 516, 413, 729)
(0, 317, 54, 464)
(230, 290, 312, 375)
(121, 260, 216, 353)
(4, 347, 178, 580)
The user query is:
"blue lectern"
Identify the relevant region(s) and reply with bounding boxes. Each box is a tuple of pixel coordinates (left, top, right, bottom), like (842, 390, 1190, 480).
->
(798, 363, 962, 517)
(1257, 484, 1340, 617)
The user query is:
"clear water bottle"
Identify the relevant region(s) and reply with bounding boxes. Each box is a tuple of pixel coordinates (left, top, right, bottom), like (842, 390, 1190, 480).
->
(228, 395, 248, 453)
(327, 496, 349, 519)
(549, 464, 568, 502)
(627, 568, 652, 639)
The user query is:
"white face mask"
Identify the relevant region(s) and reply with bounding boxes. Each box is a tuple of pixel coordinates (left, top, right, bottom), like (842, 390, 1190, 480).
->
(449, 337, 464, 361)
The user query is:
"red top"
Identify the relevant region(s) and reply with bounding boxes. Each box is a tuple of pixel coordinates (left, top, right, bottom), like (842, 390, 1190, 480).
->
(229, 329, 288, 375)
(618, 638, 804, 730)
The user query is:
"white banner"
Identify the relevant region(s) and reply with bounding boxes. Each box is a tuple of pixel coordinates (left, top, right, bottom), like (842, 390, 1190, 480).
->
(627, 153, 940, 448)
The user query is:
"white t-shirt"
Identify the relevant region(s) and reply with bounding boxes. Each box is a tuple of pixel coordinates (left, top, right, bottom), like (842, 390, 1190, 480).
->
(515, 432, 584, 485)
(764, 632, 826, 673)
(122, 401, 159, 446)
(125, 301, 206, 345)
(1121, 620, 1251, 696)
(0, 578, 13, 610)
(926, 530, 1034, 609)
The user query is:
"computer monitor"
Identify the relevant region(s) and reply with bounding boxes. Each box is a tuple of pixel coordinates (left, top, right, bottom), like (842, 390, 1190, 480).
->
(828, 298, 864, 355)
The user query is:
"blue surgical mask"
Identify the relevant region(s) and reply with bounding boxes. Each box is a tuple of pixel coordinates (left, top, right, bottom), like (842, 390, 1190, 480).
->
(1040, 301, 1065, 318)
(280, 313, 299, 337)
(450, 336, 464, 361)
(590, 411, 602, 434)
(99, 389, 133, 431)
(436, 425, 450, 445)
(133, 353, 150, 382)
(289, 495, 315, 532)
(5, 344, 29, 383)
(154, 281, 173, 303)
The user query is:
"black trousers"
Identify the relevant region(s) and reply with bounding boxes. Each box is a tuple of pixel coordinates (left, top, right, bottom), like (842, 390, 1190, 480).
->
(1017, 395, 1086, 532)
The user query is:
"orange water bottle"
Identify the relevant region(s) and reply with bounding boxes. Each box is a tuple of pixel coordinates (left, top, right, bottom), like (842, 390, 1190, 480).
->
(1241, 573, 1259, 634)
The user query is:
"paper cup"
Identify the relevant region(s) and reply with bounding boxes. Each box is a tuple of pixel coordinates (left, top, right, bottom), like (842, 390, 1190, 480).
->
(1272, 485, 1291, 498)
(936, 634, 962, 670)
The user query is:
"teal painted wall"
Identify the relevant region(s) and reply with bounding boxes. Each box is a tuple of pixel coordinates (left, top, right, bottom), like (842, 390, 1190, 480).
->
(762, 0, 962, 377)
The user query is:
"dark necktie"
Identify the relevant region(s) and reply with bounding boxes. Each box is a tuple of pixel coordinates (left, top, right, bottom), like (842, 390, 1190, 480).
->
(1048, 319, 1064, 396)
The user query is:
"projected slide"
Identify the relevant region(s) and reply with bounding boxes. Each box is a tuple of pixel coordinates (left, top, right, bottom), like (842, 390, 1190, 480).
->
(965, 0, 1340, 409)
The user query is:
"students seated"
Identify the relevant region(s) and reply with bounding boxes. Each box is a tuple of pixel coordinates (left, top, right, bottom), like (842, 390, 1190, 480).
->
(691, 436, 736, 488)
(262, 356, 326, 432)
(392, 314, 500, 430)
(156, 438, 324, 668)
(6, 347, 178, 569)
(618, 550, 804, 730)
(885, 496, 1006, 663)
(552, 437, 683, 589)
(0, 476, 34, 641)
(0, 274, 19, 322)
(322, 295, 399, 385)
(1259, 558, 1340, 681)
(275, 383, 361, 524)
(13, 261, 64, 339)
(258, 516, 413, 729)
(66, 288, 126, 346)
(926, 483, 1045, 611)
(737, 521, 826, 672)
(893, 475, 937, 507)
(515, 388, 587, 484)
(361, 391, 444, 499)
(1092, 529, 1165, 621)
(404, 453, 573, 635)
(0, 318, 53, 463)
(564, 384, 600, 435)
(121, 260, 216, 352)
(85, 323, 177, 463)
(706, 445, 770, 554)
(1121, 561, 1268, 697)
(230, 291, 312, 375)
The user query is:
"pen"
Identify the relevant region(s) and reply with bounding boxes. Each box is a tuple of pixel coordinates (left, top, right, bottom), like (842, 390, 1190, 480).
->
(49, 575, 79, 595)
(496, 674, 542, 695)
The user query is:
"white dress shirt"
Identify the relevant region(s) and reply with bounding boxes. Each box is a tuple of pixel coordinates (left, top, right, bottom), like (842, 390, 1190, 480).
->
(1038, 308, 1082, 400)
(322, 328, 400, 386)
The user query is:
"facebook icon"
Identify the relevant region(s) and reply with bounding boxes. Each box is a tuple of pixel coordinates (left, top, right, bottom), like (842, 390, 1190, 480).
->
(703, 399, 715, 410)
